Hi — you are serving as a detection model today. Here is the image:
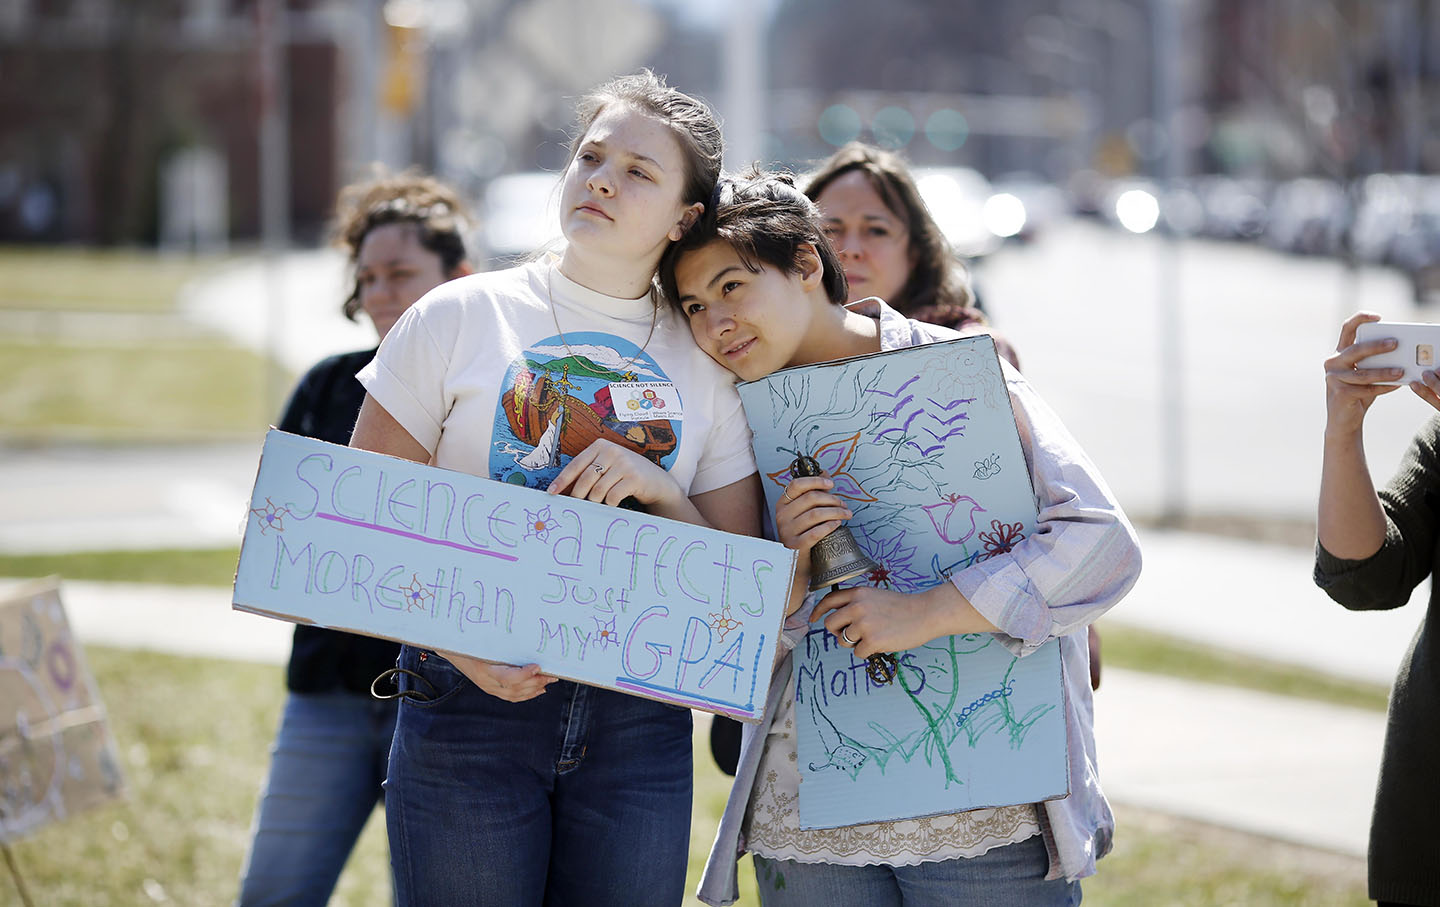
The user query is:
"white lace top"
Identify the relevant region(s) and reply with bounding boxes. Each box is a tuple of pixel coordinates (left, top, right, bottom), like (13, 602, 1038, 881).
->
(742, 672, 1040, 866)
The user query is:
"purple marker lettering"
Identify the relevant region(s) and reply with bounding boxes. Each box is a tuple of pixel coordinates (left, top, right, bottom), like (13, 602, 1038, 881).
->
(595, 517, 629, 576)
(460, 492, 491, 548)
(673, 616, 712, 690)
(543, 573, 574, 605)
(444, 568, 466, 625)
(492, 586, 516, 633)
(621, 605, 670, 681)
(371, 467, 388, 524)
(698, 632, 745, 692)
(290, 452, 330, 519)
(331, 465, 367, 521)
(488, 500, 518, 548)
(551, 509, 583, 567)
(537, 618, 568, 656)
(350, 554, 375, 613)
(313, 550, 348, 594)
(711, 543, 740, 609)
(387, 478, 417, 531)
(677, 540, 710, 604)
(605, 586, 631, 613)
(570, 625, 592, 660)
(270, 535, 315, 593)
(422, 481, 456, 540)
(626, 524, 659, 591)
(425, 568, 448, 618)
(653, 536, 678, 598)
(375, 564, 407, 610)
(742, 559, 773, 617)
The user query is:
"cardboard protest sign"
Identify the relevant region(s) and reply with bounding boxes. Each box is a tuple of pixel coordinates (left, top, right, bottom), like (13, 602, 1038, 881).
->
(736, 336, 1067, 828)
(233, 431, 795, 721)
(0, 578, 125, 842)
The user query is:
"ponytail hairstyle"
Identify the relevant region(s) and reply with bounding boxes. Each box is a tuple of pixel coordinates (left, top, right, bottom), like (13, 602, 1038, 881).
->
(568, 69, 723, 217)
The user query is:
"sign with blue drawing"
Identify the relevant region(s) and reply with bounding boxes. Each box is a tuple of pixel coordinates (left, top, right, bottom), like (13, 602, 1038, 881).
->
(233, 431, 795, 721)
(736, 336, 1067, 828)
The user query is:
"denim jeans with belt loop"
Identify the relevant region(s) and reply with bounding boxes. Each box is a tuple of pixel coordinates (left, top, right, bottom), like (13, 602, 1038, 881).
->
(385, 645, 694, 907)
(237, 690, 398, 905)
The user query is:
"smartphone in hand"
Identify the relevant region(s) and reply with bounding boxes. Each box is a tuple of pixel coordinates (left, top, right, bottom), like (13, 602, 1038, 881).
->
(1355, 321, 1440, 385)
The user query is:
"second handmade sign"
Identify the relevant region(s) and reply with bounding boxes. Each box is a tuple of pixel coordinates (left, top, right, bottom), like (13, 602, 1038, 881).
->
(737, 335, 1068, 829)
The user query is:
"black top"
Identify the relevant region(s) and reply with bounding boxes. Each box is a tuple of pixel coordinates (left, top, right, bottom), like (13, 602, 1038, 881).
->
(277, 348, 402, 695)
(1314, 415, 1440, 905)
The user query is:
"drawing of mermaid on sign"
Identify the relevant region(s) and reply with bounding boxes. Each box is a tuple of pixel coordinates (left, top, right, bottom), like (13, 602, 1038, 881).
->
(736, 336, 1069, 830)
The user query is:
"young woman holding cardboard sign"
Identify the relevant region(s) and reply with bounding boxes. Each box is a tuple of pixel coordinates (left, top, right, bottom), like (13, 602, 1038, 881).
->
(656, 171, 1140, 907)
(349, 72, 762, 906)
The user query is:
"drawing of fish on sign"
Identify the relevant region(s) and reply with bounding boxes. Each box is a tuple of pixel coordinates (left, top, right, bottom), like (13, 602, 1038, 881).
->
(736, 335, 1067, 829)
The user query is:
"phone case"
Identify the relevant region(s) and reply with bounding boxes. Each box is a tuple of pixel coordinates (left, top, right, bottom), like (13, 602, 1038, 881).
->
(1355, 321, 1440, 384)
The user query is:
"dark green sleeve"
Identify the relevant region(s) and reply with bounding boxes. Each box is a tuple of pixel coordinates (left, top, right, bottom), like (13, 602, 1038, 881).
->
(1315, 417, 1440, 611)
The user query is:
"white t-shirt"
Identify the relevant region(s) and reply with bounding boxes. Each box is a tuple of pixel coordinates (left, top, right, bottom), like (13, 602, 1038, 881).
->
(357, 257, 756, 498)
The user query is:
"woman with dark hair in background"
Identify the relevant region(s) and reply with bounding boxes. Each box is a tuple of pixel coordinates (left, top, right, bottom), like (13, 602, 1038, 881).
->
(237, 171, 473, 905)
(804, 141, 1020, 368)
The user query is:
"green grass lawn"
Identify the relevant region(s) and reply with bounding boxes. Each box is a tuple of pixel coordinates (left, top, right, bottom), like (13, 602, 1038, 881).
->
(0, 245, 289, 441)
(0, 340, 286, 440)
(8, 646, 1365, 907)
(0, 245, 233, 312)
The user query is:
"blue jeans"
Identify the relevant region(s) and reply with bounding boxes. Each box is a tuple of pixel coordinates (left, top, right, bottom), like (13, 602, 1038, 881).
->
(385, 646, 693, 907)
(237, 690, 398, 906)
(751, 834, 1080, 907)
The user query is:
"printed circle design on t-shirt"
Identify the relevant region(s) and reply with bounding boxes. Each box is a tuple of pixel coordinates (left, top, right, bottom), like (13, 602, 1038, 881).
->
(490, 331, 682, 489)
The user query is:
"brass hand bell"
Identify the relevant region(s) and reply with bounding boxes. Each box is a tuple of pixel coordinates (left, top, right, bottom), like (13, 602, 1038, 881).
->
(791, 454, 879, 590)
(789, 454, 898, 685)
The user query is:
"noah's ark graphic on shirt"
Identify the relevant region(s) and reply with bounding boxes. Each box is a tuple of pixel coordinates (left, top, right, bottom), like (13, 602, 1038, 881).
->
(491, 332, 682, 488)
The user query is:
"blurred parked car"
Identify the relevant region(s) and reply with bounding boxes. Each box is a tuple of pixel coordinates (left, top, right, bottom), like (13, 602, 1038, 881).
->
(1386, 177, 1440, 303)
(1193, 175, 1269, 241)
(1265, 177, 1349, 256)
(1350, 173, 1415, 264)
(986, 173, 1068, 243)
(912, 166, 1002, 258)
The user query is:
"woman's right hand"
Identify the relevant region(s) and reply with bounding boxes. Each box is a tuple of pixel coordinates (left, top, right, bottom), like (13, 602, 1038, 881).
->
(439, 651, 558, 702)
(1324, 311, 1403, 437)
(775, 475, 852, 553)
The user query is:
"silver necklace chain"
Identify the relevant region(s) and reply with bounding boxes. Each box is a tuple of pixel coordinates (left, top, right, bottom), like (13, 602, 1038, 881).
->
(545, 264, 659, 378)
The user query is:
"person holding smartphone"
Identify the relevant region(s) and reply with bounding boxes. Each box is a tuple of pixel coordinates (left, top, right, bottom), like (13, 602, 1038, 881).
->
(1315, 310, 1440, 907)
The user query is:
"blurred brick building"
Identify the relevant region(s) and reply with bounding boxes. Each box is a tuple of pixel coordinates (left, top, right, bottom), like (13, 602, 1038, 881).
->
(0, 0, 343, 245)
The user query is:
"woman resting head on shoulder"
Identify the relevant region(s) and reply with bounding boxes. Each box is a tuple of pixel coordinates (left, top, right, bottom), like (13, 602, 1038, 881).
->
(660, 169, 1139, 907)
(804, 142, 1020, 369)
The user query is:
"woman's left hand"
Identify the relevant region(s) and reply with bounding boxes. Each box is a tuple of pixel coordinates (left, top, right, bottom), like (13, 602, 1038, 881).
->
(548, 439, 684, 511)
(811, 585, 947, 659)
